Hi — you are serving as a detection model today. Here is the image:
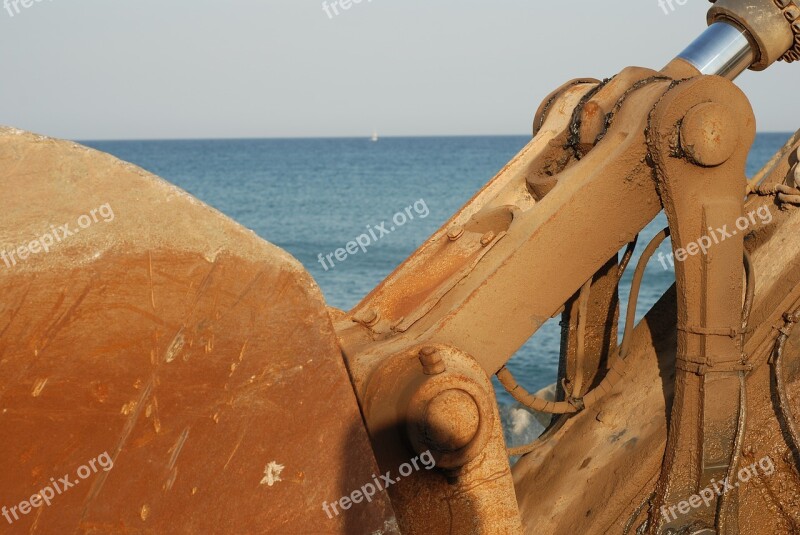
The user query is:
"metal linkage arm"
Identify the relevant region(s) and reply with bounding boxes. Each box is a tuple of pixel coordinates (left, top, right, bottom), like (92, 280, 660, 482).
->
(330, 3, 796, 533)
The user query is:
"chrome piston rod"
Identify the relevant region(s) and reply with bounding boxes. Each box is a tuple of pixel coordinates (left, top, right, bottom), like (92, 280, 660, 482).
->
(672, 21, 755, 79)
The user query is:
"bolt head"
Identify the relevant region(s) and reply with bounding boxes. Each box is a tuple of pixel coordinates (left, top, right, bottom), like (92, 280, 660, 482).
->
(419, 347, 445, 375)
(480, 231, 495, 247)
(420, 346, 437, 357)
(358, 308, 379, 326)
(680, 102, 739, 167)
(447, 227, 464, 241)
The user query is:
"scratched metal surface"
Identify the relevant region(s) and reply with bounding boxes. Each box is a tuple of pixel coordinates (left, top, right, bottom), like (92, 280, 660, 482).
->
(0, 128, 398, 534)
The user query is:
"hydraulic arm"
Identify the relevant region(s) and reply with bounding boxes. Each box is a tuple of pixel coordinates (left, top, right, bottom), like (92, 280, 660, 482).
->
(334, 1, 800, 533)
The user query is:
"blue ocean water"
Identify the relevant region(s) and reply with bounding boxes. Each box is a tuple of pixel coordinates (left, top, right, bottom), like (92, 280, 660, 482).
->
(83, 133, 791, 445)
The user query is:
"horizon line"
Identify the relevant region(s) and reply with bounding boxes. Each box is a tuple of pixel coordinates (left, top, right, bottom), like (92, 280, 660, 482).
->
(76, 131, 797, 144)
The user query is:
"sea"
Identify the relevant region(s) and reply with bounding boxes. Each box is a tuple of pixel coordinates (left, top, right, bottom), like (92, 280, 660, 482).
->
(82, 133, 791, 448)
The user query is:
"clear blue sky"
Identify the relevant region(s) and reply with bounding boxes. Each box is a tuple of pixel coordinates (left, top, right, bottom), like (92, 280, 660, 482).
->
(2, 0, 797, 140)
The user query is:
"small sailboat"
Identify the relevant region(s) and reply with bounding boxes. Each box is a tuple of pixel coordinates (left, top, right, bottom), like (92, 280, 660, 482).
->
(371, 130, 379, 142)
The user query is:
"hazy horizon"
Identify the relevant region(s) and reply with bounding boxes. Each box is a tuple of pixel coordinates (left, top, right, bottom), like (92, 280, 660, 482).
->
(71, 131, 798, 143)
(3, 1, 799, 140)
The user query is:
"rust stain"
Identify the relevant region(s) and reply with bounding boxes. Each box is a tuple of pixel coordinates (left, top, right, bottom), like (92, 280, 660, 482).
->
(90, 382, 110, 404)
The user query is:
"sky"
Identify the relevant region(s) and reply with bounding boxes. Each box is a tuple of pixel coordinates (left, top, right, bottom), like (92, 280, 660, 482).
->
(1, 0, 798, 140)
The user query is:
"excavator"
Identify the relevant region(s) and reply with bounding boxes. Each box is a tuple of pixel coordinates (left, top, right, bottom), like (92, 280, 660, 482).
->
(2, 0, 800, 533)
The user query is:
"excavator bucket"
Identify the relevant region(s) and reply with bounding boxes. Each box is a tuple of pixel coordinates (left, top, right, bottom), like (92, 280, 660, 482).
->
(0, 128, 397, 534)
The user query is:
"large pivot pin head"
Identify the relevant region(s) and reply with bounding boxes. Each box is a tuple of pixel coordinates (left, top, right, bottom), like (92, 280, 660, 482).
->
(680, 102, 740, 167)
